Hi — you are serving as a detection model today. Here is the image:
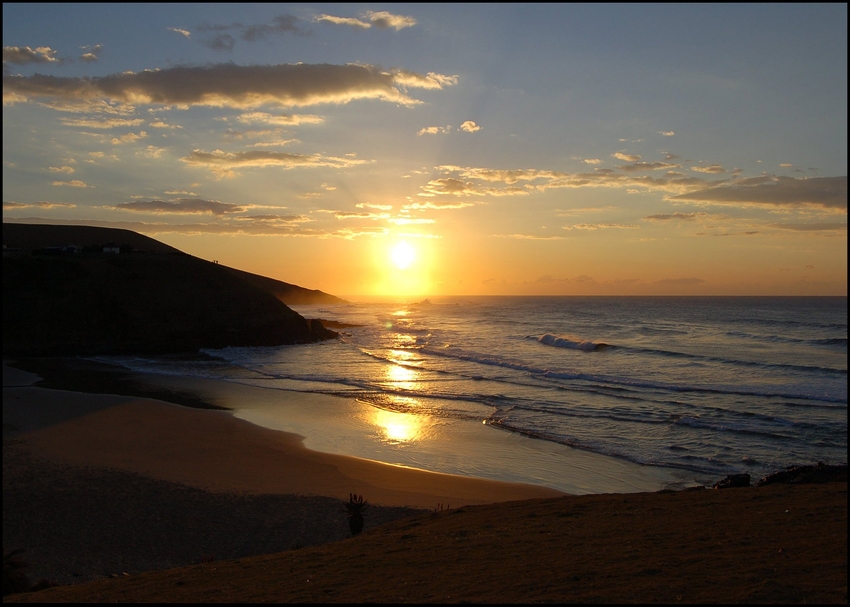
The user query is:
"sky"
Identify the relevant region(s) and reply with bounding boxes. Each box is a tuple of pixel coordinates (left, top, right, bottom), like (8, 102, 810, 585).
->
(3, 3, 847, 299)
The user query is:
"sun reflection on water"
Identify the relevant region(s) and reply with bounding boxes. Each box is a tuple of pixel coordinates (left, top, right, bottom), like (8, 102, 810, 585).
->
(372, 408, 429, 444)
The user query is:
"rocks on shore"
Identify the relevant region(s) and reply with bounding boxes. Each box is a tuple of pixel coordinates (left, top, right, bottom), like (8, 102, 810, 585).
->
(712, 462, 848, 489)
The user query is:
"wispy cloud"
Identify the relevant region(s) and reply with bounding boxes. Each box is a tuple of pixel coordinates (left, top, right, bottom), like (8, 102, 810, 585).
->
(419, 177, 528, 197)
(236, 111, 324, 126)
(60, 117, 145, 128)
(617, 161, 681, 172)
(643, 212, 712, 222)
(403, 201, 477, 210)
(52, 180, 91, 187)
(417, 125, 451, 136)
(314, 11, 417, 31)
(197, 15, 308, 51)
(167, 27, 192, 39)
(765, 222, 847, 232)
(111, 198, 245, 215)
(181, 148, 371, 177)
(563, 223, 640, 230)
(111, 131, 147, 144)
(691, 164, 727, 174)
(314, 14, 371, 29)
(4, 63, 458, 109)
(367, 11, 417, 30)
(4, 200, 76, 209)
(613, 152, 641, 162)
(670, 176, 847, 211)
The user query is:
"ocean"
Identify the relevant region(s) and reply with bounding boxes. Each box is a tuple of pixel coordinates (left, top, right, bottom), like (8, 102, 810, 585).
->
(101, 296, 847, 492)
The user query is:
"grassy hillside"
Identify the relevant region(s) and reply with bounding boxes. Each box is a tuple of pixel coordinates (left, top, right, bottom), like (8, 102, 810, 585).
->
(3, 223, 344, 305)
(3, 224, 339, 356)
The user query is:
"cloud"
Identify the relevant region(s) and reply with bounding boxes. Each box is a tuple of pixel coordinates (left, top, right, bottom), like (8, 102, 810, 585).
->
(3, 200, 76, 209)
(3, 216, 338, 238)
(419, 177, 528, 197)
(3, 46, 59, 65)
(3, 63, 458, 109)
(111, 131, 147, 144)
(112, 197, 245, 215)
(582, 158, 603, 165)
(438, 164, 713, 197)
(669, 176, 847, 210)
(459, 120, 481, 133)
(367, 11, 417, 30)
(437, 165, 567, 184)
(79, 44, 103, 63)
(48, 165, 75, 174)
(314, 11, 416, 31)
(563, 223, 639, 230)
(617, 161, 681, 172)
(403, 201, 476, 210)
(658, 131, 675, 136)
(52, 180, 91, 187)
(613, 152, 641, 162)
(356, 202, 392, 210)
(148, 120, 182, 129)
(197, 15, 308, 50)
(417, 125, 451, 136)
(495, 234, 566, 240)
(181, 148, 371, 177)
(236, 111, 324, 125)
(691, 164, 727, 174)
(388, 217, 435, 225)
(392, 70, 458, 90)
(643, 212, 709, 222)
(137, 145, 166, 158)
(314, 15, 371, 28)
(765, 222, 847, 232)
(168, 27, 192, 39)
(60, 117, 145, 128)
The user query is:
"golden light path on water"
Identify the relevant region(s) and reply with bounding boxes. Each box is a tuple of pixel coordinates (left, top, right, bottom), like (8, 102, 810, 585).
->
(366, 344, 435, 445)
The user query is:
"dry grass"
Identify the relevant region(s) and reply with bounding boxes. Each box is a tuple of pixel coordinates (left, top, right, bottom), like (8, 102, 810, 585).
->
(6, 482, 846, 604)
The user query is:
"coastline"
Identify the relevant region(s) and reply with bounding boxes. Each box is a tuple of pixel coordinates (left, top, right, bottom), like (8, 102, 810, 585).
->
(5, 356, 686, 496)
(3, 358, 846, 602)
(3, 358, 563, 509)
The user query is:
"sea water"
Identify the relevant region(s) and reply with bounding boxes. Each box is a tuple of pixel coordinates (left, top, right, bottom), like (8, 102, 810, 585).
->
(103, 296, 847, 490)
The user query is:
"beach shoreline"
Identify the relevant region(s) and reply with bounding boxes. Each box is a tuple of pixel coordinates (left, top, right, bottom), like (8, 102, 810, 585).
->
(3, 358, 846, 602)
(4, 356, 689, 496)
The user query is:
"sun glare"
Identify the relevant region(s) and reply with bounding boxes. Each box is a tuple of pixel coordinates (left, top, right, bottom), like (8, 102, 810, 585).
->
(390, 241, 416, 270)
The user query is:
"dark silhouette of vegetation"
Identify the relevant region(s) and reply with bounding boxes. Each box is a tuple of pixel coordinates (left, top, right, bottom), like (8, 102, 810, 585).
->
(3, 549, 53, 596)
(345, 494, 369, 536)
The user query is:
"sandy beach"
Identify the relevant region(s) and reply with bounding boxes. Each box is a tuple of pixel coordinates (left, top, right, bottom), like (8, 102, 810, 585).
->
(3, 359, 846, 602)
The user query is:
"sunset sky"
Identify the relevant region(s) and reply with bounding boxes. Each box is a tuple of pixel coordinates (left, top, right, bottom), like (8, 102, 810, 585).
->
(3, 3, 847, 299)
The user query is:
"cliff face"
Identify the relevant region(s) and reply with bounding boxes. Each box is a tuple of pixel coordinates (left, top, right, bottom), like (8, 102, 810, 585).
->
(3, 224, 339, 356)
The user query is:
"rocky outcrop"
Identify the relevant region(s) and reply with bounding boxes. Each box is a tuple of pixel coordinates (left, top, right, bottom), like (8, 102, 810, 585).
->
(713, 473, 751, 489)
(755, 463, 848, 486)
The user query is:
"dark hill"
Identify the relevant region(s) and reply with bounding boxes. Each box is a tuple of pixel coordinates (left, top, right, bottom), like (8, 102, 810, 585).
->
(2, 223, 340, 356)
(2, 223, 182, 255)
(2, 223, 344, 306)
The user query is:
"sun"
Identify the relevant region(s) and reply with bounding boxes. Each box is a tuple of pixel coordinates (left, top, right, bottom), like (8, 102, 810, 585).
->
(390, 241, 416, 270)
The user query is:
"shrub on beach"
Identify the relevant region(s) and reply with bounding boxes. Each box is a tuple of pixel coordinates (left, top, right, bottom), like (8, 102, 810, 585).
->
(345, 494, 369, 536)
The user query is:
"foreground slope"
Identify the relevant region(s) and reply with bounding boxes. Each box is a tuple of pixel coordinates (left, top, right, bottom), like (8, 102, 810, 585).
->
(6, 482, 846, 603)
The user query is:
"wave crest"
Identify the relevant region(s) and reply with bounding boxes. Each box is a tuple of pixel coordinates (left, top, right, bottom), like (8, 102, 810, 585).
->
(538, 334, 610, 351)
